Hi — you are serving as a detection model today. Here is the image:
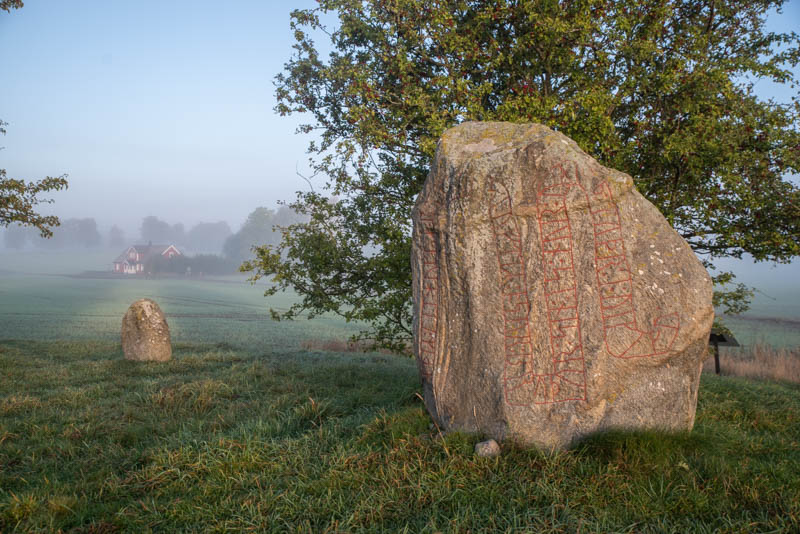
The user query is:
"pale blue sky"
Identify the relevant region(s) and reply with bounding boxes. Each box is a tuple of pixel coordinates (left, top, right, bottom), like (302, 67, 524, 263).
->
(1, 1, 321, 232)
(1, 0, 799, 290)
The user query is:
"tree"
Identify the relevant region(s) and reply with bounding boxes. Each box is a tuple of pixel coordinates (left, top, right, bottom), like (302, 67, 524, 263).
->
(246, 0, 800, 351)
(225, 206, 301, 263)
(138, 216, 190, 245)
(1, 122, 68, 238)
(139, 216, 173, 244)
(185, 221, 232, 254)
(0, 1, 23, 13)
(29, 217, 101, 249)
(69, 218, 102, 248)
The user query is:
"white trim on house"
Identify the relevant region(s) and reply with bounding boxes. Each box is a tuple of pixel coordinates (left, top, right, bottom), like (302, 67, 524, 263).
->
(161, 245, 181, 258)
(112, 244, 183, 274)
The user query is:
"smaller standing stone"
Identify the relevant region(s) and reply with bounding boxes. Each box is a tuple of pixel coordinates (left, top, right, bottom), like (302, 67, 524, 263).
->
(121, 298, 172, 362)
(475, 439, 501, 458)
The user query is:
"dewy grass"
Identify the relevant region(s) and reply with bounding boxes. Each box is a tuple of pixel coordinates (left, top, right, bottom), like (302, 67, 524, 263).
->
(0, 269, 363, 352)
(1, 340, 798, 532)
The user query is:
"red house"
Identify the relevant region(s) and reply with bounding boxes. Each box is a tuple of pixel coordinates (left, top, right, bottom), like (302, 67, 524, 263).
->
(112, 244, 182, 274)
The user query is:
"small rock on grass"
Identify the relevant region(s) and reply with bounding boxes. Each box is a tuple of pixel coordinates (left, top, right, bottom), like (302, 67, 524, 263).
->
(475, 439, 500, 458)
(121, 298, 172, 362)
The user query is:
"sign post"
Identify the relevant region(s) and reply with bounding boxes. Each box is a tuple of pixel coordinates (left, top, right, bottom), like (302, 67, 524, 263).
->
(709, 330, 740, 375)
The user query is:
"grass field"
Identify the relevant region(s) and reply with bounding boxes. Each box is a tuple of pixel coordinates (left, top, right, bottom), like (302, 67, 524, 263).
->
(2, 249, 799, 350)
(0, 250, 360, 352)
(715, 283, 800, 349)
(0, 340, 797, 532)
(1, 250, 799, 531)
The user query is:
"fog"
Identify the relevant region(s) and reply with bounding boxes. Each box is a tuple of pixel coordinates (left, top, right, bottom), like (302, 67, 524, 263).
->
(2, 1, 799, 297)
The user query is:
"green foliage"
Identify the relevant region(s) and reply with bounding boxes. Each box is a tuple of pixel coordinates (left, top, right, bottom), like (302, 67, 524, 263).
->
(0, 0, 22, 13)
(249, 0, 800, 350)
(1, 124, 68, 240)
(0, 168, 68, 238)
(0, 340, 798, 531)
(712, 270, 755, 316)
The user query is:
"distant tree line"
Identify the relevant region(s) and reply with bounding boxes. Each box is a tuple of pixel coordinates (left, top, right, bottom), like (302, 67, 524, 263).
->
(3, 218, 102, 249)
(137, 206, 304, 275)
(2, 205, 305, 274)
(138, 216, 233, 254)
(134, 206, 302, 262)
(222, 206, 301, 263)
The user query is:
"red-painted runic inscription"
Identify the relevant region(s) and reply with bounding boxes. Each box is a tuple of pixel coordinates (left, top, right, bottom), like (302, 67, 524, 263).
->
(417, 209, 438, 379)
(590, 182, 679, 358)
(489, 175, 586, 406)
(533, 165, 587, 403)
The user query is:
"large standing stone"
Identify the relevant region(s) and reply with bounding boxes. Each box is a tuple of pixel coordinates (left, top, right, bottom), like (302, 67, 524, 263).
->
(411, 122, 714, 450)
(121, 298, 172, 362)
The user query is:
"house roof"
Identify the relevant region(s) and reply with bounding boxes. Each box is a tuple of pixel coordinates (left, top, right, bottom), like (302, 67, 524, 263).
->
(113, 244, 181, 264)
(112, 249, 132, 263)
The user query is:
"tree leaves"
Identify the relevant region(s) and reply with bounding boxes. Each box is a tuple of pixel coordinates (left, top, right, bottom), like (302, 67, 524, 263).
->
(250, 0, 800, 350)
(0, 169, 68, 239)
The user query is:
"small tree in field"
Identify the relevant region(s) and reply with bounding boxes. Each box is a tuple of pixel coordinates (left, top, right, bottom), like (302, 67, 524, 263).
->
(246, 0, 800, 352)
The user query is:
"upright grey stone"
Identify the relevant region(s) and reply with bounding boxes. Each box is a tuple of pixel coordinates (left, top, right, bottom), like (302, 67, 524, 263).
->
(411, 122, 714, 450)
(121, 298, 172, 362)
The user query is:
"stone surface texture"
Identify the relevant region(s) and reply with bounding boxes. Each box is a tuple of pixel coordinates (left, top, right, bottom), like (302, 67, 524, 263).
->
(474, 439, 501, 458)
(121, 298, 172, 362)
(411, 122, 714, 450)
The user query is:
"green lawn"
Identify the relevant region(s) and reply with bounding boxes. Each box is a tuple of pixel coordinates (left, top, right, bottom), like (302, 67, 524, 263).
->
(1, 340, 798, 533)
(0, 270, 360, 353)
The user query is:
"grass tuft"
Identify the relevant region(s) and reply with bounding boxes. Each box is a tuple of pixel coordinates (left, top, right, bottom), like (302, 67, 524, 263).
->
(149, 379, 236, 414)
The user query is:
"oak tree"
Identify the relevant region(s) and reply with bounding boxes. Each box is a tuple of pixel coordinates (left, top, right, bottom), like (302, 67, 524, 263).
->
(247, 0, 800, 351)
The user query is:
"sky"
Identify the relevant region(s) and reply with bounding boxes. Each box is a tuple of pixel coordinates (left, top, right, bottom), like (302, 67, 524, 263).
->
(0, 0, 323, 233)
(1, 0, 799, 290)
